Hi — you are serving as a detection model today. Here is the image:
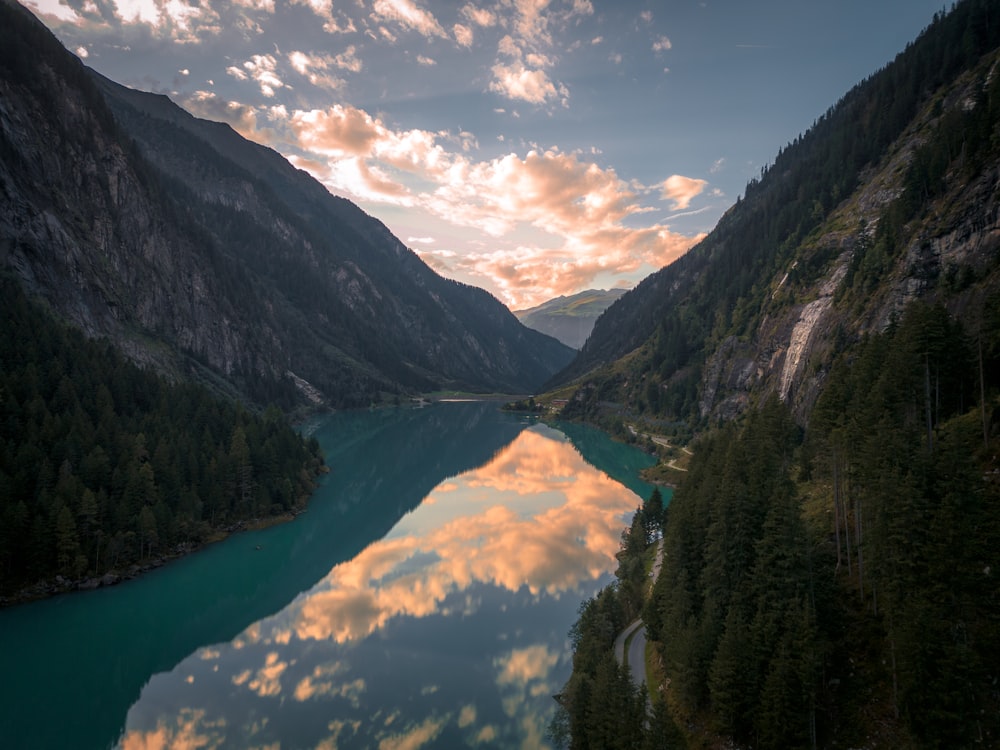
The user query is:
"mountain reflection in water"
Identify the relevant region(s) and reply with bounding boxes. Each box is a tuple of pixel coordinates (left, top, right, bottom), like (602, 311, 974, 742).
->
(118, 421, 648, 749)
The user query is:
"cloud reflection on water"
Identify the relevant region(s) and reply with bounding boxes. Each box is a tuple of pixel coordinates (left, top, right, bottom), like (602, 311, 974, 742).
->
(119, 423, 641, 749)
(284, 426, 635, 647)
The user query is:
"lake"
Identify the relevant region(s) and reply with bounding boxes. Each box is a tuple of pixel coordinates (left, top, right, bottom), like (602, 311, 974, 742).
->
(0, 402, 660, 749)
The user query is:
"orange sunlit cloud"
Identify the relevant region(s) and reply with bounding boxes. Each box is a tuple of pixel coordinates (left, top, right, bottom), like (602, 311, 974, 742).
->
(662, 174, 708, 210)
(119, 708, 225, 750)
(259, 428, 637, 646)
(180, 94, 704, 309)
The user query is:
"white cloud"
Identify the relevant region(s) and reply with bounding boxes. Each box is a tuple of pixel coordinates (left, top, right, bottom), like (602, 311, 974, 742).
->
(232, 0, 275, 11)
(288, 49, 357, 90)
(489, 61, 565, 105)
(111, 0, 159, 25)
(372, 0, 446, 38)
(652, 35, 672, 52)
(26, 0, 82, 23)
(228, 53, 284, 97)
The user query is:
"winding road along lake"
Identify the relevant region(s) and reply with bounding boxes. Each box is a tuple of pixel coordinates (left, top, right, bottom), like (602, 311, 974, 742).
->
(0, 402, 659, 749)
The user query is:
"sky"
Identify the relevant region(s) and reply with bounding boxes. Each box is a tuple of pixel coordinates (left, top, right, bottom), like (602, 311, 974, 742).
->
(26, 0, 947, 309)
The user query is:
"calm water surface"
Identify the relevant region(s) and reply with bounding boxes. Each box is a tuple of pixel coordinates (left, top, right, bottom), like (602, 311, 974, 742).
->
(0, 402, 659, 749)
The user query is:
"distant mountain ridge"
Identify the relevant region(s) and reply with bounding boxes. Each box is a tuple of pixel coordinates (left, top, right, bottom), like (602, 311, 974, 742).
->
(0, 0, 573, 409)
(514, 289, 626, 349)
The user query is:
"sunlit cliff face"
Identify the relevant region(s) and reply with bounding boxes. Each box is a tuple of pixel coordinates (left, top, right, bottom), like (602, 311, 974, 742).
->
(119, 423, 642, 750)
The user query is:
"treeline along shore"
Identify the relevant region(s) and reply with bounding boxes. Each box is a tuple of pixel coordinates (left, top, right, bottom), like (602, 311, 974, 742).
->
(0, 279, 326, 606)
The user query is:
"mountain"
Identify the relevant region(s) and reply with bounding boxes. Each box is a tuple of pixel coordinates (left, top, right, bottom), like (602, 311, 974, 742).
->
(0, 0, 573, 410)
(513, 289, 627, 349)
(554, 2, 1000, 747)
(551, 0, 1000, 429)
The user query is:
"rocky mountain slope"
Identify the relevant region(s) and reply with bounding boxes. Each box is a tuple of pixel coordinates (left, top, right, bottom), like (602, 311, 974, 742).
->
(514, 289, 626, 349)
(0, 0, 573, 410)
(552, 1, 1000, 427)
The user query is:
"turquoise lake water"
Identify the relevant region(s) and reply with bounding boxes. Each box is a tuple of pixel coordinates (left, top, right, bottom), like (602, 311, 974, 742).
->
(0, 402, 660, 749)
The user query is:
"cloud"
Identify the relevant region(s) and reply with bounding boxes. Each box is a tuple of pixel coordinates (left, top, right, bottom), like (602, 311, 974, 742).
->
(294, 665, 366, 705)
(372, 0, 446, 39)
(111, 0, 158, 25)
(377, 716, 447, 750)
(495, 645, 559, 688)
(33, 0, 223, 42)
(287, 0, 357, 33)
(461, 3, 496, 27)
(457, 704, 476, 728)
(118, 708, 224, 750)
(652, 34, 672, 52)
(246, 652, 287, 697)
(268, 427, 641, 646)
(483, 0, 592, 108)
(227, 54, 284, 97)
(232, 0, 276, 11)
(661, 174, 708, 210)
(453, 22, 473, 47)
(189, 94, 701, 308)
(417, 54, 436, 66)
(182, 91, 261, 134)
(489, 60, 564, 105)
(289, 0, 330, 19)
(289, 105, 382, 156)
(288, 49, 359, 90)
(27, 0, 80, 22)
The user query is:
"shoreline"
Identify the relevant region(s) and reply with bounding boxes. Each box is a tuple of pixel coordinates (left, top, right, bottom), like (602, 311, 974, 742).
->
(0, 500, 314, 610)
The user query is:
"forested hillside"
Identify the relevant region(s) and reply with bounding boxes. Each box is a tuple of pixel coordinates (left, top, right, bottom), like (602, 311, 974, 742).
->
(0, 278, 325, 601)
(640, 304, 1000, 748)
(556, 1, 1000, 747)
(553, 0, 1000, 428)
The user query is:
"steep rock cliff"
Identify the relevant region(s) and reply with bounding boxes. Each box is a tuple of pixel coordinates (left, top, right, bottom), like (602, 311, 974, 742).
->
(553, 6, 1000, 427)
(0, 0, 573, 408)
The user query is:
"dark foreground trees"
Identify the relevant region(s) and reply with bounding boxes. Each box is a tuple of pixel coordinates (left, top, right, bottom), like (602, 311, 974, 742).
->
(0, 280, 325, 598)
(560, 300, 999, 748)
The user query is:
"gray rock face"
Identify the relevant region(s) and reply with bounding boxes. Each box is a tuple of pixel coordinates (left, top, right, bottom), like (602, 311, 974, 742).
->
(551, 42, 1000, 426)
(0, 1, 574, 407)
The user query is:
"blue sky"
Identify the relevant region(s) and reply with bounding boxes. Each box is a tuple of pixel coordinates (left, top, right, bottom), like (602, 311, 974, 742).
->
(27, 0, 947, 308)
